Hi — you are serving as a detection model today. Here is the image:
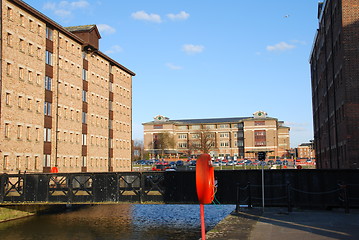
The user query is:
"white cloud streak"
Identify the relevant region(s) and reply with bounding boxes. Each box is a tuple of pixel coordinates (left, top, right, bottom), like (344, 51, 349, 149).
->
(105, 45, 123, 54)
(167, 11, 190, 21)
(131, 11, 162, 23)
(43, 1, 89, 18)
(97, 24, 116, 34)
(182, 44, 204, 54)
(266, 41, 295, 51)
(166, 63, 183, 70)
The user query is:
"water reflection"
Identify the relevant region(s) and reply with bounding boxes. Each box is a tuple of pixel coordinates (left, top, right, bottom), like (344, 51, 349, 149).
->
(0, 204, 234, 240)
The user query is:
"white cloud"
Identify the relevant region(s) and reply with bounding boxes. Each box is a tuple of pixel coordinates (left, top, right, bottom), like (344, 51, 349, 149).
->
(167, 11, 190, 21)
(131, 11, 162, 23)
(97, 24, 116, 34)
(266, 41, 295, 51)
(54, 9, 71, 18)
(105, 45, 123, 54)
(182, 44, 204, 54)
(166, 63, 183, 70)
(43, 1, 89, 18)
(43, 2, 57, 10)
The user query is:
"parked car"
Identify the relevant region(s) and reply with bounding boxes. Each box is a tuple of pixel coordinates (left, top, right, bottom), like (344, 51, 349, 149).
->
(267, 160, 274, 165)
(282, 160, 289, 165)
(244, 160, 252, 165)
(152, 164, 170, 171)
(275, 160, 283, 165)
(176, 160, 184, 166)
(212, 161, 220, 167)
(189, 160, 197, 166)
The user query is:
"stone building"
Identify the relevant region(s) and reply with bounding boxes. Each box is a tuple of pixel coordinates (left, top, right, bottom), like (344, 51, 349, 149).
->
(143, 111, 290, 160)
(310, 0, 359, 168)
(0, 0, 135, 173)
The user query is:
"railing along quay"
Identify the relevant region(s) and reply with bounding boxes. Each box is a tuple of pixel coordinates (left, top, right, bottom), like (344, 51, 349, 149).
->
(1, 169, 359, 209)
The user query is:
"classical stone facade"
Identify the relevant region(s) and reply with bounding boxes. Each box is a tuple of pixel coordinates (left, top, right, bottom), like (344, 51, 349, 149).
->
(310, 0, 359, 168)
(143, 111, 290, 160)
(0, 0, 135, 173)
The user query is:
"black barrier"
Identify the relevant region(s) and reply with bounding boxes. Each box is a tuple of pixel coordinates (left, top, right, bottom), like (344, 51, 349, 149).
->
(0, 170, 359, 209)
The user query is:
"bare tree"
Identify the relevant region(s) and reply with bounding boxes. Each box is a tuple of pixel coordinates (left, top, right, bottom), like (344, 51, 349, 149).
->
(152, 132, 175, 158)
(132, 139, 144, 161)
(188, 129, 215, 154)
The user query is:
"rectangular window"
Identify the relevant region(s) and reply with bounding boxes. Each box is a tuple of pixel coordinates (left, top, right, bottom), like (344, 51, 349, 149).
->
(35, 128, 40, 141)
(44, 128, 51, 142)
(29, 19, 34, 31)
(20, 14, 24, 26)
(18, 96, 23, 108)
(45, 76, 52, 90)
(43, 154, 51, 167)
(25, 156, 29, 170)
(4, 123, 10, 138)
(6, 33, 12, 46)
(44, 102, 51, 116)
(17, 125, 22, 139)
(82, 69, 87, 80)
(19, 67, 24, 80)
(45, 51, 53, 65)
(6, 62, 12, 75)
(19, 39, 25, 52)
(82, 90, 87, 102)
(178, 134, 187, 139)
(191, 134, 200, 139)
(82, 112, 87, 124)
(220, 141, 229, 147)
(3, 156, 8, 170)
(82, 156, 87, 167)
(7, 7, 13, 19)
(219, 124, 229, 129)
(46, 27, 53, 40)
(178, 142, 187, 148)
(220, 132, 229, 138)
(28, 70, 33, 82)
(5, 93, 11, 105)
(26, 126, 31, 140)
(34, 156, 39, 170)
(82, 134, 87, 145)
(16, 156, 20, 170)
(153, 125, 163, 129)
(28, 43, 34, 55)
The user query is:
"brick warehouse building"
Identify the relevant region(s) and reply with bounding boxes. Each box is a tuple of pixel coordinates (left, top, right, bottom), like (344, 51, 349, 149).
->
(0, 0, 135, 173)
(143, 111, 290, 160)
(310, 0, 359, 169)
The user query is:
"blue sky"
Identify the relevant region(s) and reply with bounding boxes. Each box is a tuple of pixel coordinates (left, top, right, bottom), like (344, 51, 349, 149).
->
(24, 0, 320, 147)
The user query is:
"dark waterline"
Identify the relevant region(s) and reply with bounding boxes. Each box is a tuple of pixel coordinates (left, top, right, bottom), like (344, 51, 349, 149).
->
(0, 204, 234, 240)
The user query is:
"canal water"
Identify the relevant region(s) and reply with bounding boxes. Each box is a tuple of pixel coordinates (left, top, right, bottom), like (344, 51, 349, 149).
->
(0, 204, 234, 240)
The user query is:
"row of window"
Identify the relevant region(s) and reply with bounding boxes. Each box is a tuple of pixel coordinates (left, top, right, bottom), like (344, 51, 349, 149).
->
(2, 155, 40, 171)
(1, 154, 131, 171)
(177, 141, 244, 148)
(6, 33, 44, 59)
(6, 5, 43, 36)
(176, 123, 243, 130)
(177, 132, 244, 139)
(4, 123, 42, 141)
(5, 92, 42, 112)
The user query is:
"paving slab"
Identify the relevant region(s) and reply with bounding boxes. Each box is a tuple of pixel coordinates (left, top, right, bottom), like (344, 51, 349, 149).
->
(205, 208, 359, 240)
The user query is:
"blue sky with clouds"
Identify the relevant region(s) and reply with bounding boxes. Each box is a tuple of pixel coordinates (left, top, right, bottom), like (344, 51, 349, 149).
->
(23, 0, 320, 147)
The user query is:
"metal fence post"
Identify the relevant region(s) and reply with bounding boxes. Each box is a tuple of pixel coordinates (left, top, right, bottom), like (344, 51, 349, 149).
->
(236, 183, 240, 212)
(248, 182, 252, 208)
(341, 184, 349, 214)
(287, 182, 292, 212)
